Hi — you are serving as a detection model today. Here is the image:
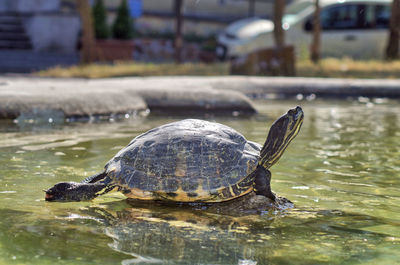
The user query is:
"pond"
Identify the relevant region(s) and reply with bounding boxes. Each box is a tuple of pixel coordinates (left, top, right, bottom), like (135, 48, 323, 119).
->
(0, 99, 399, 265)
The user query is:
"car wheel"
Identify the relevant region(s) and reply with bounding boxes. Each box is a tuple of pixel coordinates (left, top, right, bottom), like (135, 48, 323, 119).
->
(216, 44, 227, 61)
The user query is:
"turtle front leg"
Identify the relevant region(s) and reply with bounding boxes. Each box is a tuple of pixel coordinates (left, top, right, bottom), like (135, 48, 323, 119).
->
(253, 166, 276, 201)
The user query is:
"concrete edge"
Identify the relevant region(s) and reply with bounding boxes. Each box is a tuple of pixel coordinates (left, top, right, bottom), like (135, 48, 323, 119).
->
(1, 76, 400, 121)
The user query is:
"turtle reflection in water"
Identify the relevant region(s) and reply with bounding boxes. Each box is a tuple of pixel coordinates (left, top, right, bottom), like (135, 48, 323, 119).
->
(83, 201, 279, 264)
(45, 106, 304, 209)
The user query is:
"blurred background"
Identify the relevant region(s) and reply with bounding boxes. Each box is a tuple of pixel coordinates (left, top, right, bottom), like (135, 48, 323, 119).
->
(0, 0, 399, 77)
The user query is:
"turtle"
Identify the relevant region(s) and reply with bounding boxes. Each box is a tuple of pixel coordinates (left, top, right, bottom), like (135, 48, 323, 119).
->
(45, 106, 304, 203)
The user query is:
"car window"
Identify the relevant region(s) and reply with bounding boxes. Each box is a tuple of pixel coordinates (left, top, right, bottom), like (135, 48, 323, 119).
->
(374, 4, 390, 28)
(321, 4, 362, 30)
(304, 3, 391, 31)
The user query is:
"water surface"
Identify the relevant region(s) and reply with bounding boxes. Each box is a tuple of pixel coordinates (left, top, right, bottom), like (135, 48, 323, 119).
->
(0, 99, 399, 264)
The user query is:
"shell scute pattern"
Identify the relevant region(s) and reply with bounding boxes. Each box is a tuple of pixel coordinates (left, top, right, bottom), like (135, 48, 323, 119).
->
(106, 119, 260, 199)
(162, 178, 179, 193)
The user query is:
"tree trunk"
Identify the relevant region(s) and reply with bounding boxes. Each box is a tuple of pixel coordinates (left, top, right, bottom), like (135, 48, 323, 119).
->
(174, 0, 183, 64)
(248, 0, 255, 17)
(386, 0, 400, 60)
(76, 0, 97, 63)
(273, 0, 285, 48)
(310, 0, 321, 63)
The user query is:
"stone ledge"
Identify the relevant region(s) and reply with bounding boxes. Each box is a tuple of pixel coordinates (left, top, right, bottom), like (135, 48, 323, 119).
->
(0, 76, 256, 120)
(2, 75, 400, 120)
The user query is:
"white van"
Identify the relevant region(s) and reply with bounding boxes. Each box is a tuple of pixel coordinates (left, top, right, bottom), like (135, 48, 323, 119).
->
(216, 0, 392, 60)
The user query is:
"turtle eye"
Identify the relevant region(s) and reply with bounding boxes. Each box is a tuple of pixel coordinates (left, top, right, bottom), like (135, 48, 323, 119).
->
(288, 109, 295, 116)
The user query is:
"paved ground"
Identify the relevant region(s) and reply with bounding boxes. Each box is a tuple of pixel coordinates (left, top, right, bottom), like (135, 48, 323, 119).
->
(0, 50, 79, 73)
(1, 76, 400, 120)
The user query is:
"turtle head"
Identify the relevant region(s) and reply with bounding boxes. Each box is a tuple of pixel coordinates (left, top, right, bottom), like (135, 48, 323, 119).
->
(44, 181, 106, 202)
(259, 106, 304, 169)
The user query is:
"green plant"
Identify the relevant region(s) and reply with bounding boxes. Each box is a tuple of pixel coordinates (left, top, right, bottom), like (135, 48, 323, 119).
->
(92, 0, 109, 39)
(112, 0, 133, 39)
(201, 35, 217, 52)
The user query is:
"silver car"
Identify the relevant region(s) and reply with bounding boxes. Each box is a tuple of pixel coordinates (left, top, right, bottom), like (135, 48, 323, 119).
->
(217, 0, 393, 60)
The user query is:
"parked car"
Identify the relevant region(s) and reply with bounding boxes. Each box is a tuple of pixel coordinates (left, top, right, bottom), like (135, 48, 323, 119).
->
(216, 0, 392, 60)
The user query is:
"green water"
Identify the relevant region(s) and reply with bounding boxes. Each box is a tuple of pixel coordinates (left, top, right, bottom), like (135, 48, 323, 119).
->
(0, 99, 399, 265)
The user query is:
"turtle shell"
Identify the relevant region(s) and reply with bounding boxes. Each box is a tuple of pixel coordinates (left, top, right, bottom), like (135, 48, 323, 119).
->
(105, 119, 261, 202)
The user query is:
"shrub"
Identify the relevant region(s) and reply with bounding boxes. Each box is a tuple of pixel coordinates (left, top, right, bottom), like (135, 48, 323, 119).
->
(92, 0, 109, 39)
(112, 0, 134, 39)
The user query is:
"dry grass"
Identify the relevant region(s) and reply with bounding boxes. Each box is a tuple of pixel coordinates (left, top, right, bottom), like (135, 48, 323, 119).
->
(297, 58, 400, 79)
(36, 62, 230, 78)
(36, 58, 400, 79)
